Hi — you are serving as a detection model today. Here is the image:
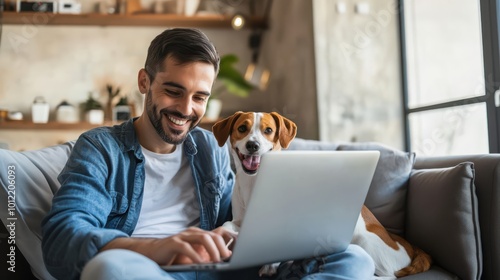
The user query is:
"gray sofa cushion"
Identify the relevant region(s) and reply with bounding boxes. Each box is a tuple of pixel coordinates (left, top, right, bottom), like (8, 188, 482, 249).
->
(0, 142, 74, 280)
(337, 142, 415, 236)
(414, 154, 500, 280)
(406, 162, 482, 280)
(287, 138, 341, 151)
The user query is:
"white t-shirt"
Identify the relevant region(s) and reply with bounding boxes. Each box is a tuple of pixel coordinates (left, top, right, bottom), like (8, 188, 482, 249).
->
(132, 145, 200, 238)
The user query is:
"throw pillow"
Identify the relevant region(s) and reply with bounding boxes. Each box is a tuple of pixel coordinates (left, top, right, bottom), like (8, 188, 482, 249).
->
(337, 142, 415, 236)
(406, 162, 482, 280)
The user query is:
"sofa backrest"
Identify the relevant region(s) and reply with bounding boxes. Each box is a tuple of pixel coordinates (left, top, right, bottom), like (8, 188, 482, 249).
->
(0, 141, 74, 280)
(288, 138, 415, 236)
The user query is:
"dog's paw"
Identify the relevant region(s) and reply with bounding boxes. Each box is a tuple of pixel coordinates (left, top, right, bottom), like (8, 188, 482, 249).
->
(222, 221, 240, 233)
(259, 263, 280, 277)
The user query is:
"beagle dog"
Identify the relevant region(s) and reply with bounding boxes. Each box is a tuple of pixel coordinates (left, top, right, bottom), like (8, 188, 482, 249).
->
(212, 111, 297, 276)
(212, 111, 431, 279)
(352, 205, 432, 279)
(212, 111, 297, 233)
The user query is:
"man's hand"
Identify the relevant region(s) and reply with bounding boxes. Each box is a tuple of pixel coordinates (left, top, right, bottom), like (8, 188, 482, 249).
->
(167, 227, 235, 265)
(100, 226, 237, 266)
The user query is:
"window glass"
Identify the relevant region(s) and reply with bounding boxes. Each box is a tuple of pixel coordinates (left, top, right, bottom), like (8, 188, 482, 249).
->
(405, 0, 484, 108)
(409, 103, 488, 156)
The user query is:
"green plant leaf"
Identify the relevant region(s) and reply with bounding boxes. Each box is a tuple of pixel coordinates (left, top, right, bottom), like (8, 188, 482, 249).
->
(84, 92, 103, 111)
(216, 54, 254, 98)
(220, 54, 239, 65)
(218, 77, 252, 97)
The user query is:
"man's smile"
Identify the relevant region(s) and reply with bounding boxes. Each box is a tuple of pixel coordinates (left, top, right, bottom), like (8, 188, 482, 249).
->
(167, 114, 189, 126)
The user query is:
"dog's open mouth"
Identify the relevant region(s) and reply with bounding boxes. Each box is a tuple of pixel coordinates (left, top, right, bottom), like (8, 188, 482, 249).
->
(237, 149, 260, 174)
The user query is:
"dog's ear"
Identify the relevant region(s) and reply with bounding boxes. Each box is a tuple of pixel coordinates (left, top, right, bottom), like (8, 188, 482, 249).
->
(271, 112, 297, 149)
(212, 111, 244, 147)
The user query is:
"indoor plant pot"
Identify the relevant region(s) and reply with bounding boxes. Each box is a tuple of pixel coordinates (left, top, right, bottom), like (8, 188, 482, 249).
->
(83, 94, 104, 125)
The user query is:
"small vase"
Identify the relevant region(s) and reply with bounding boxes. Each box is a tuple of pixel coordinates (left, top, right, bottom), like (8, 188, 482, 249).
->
(112, 105, 131, 122)
(32, 96, 50, 124)
(86, 109, 104, 125)
(184, 0, 200, 16)
(56, 105, 78, 123)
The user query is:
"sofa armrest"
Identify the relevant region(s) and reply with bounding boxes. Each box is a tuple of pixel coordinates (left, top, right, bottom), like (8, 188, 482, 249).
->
(414, 154, 500, 280)
(0, 142, 74, 280)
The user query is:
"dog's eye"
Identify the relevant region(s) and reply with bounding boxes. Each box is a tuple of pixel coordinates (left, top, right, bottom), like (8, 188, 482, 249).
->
(264, 127, 273, 134)
(238, 125, 247, 133)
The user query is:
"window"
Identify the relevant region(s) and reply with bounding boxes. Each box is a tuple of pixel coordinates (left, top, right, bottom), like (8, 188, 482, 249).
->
(402, 0, 498, 155)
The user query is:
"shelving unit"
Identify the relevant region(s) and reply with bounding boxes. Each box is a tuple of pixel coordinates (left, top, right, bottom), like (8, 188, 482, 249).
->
(2, 11, 267, 28)
(0, 11, 242, 138)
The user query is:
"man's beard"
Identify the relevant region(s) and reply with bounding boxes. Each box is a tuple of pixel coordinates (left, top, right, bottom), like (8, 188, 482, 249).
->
(145, 90, 200, 145)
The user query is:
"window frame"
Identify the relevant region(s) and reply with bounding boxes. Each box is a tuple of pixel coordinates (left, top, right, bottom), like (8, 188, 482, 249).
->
(399, 0, 500, 153)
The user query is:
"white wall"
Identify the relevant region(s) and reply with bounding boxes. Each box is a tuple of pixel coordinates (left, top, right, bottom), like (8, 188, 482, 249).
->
(312, 0, 404, 150)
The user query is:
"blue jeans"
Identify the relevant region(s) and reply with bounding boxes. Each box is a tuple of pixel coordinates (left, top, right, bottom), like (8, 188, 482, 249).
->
(80, 245, 374, 280)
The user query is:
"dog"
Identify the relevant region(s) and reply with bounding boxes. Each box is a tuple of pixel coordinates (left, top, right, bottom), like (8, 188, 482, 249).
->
(212, 111, 432, 279)
(352, 205, 432, 279)
(212, 111, 297, 276)
(212, 111, 297, 233)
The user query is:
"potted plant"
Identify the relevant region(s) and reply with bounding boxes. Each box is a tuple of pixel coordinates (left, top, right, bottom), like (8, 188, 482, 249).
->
(105, 84, 121, 121)
(112, 96, 132, 122)
(83, 93, 104, 125)
(205, 54, 254, 121)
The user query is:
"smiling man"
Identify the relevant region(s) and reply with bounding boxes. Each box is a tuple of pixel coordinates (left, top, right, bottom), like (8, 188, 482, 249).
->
(41, 28, 374, 280)
(136, 55, 214, 152)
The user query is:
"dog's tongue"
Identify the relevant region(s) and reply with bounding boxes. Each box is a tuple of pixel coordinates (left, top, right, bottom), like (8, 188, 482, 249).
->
(242, 155, 260, 171)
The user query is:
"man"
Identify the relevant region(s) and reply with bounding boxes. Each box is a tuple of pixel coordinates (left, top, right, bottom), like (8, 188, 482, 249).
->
(41, 28, 375, 280)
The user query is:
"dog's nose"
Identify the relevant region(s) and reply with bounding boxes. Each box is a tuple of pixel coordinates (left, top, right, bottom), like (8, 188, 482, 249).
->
(246, 141, 260, 153)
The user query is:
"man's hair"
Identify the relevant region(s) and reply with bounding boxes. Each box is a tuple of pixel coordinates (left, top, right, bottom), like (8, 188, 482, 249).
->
(144, 28, 220, 82)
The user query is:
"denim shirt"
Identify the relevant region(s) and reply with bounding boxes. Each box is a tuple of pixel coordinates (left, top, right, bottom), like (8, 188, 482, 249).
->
(41, 118, 235, 280)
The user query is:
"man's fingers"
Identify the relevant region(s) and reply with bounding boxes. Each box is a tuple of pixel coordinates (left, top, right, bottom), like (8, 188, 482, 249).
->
(211, 227, 235, 258)
(213, 226, 238, 242)
(169, 236, 205, 265)
(196, 232, 222, 262)
(171, 230, 228, 263)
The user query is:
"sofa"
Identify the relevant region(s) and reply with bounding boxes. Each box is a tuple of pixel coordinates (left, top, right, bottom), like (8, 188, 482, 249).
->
(0, 138, 498, 280)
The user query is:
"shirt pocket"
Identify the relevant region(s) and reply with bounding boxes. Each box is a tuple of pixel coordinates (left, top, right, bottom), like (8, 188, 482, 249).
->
(109, 191, 129, 215)
(106, 191, 130, 228)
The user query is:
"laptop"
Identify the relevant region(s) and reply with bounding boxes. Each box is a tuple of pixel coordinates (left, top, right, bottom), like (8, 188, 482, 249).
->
(162, 150, 380, 271)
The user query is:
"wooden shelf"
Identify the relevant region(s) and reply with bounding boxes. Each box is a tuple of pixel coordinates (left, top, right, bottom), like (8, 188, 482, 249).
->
(0, 121, 118, 130)
(1, 12, 267, 28)
(0, 119, 216, 131)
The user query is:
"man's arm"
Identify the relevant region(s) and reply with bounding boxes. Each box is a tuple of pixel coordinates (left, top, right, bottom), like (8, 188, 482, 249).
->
(41, 135, 128, 280)
(101, 227, 235, 265)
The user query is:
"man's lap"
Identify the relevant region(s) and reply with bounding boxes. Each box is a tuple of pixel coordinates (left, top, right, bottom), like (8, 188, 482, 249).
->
(80, 245, 374, 280)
